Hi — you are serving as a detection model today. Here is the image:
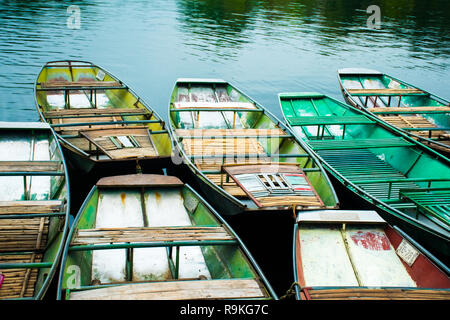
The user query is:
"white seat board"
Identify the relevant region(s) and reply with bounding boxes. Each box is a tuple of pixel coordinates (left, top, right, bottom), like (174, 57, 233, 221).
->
(92, 190, 144, 284)
(144, 189, 211, 280)
(299, 226, 359, 287)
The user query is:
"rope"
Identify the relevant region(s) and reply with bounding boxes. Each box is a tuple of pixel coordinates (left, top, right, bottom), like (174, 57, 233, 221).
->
(279, 282, 300, 300)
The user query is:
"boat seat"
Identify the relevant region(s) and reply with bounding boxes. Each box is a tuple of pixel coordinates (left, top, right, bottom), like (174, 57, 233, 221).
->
(67, 279, 267, 300)
(400, 190, 450, 226)
(40, 81, 122, 89)
(0, 200, 64, 215)
(43, 108, 150, 118)
(368, 106, 450, 114)
(79, 127, 158, 160)
(71, 226, 235, 246)
(173, 101, 257, 110)
(0, 252, 43, 299)
(302, 287, 450, 300)
(0, 161, 62, 174)
(377, 115, 447, 139)
(347, 88, 425, 96)
(288, 116, 375, 126)
(175, 128, 286, 138)
(309, 137, 413, 150)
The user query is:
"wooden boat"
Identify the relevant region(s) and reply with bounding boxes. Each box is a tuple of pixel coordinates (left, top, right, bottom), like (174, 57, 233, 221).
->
(168, 78, 339, 216)
(338, 68, 450, 156)
(57, 174, 277, 300)
(279, 92, 450, 260)
(34, 60, 172, 173)
(293, 210, 450, 300)
(0, 122, 70, 299)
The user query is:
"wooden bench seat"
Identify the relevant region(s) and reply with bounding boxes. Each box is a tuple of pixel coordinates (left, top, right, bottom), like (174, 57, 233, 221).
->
(71, 226, 234, 246)
(347, 88, 425, 96)
(173, 101, 257, 110)
(40, 81, 122, 89)
(176, 128, 286, 137)
(368, 106, 450, 114)
(44, 108, 150, 118)
(0, 201, 63, 215)
(68, 279, 267, 300)
(304, 287, 450, 300)
(0, 161, 62, 173)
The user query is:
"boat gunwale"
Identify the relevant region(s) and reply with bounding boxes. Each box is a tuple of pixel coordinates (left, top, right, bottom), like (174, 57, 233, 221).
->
(336, 70, 450, 152)
(168, 79, 339, 213)
(56, 180, 278, 300)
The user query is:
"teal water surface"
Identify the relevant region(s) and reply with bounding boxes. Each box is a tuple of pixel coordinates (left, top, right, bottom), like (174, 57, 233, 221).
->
(0, 0, 449, 121)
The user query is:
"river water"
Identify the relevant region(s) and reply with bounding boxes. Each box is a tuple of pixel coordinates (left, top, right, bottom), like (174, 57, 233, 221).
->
(0, 0, 449, 122)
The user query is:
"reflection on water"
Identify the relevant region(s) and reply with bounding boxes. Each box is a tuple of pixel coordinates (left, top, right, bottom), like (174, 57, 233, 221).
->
(0, 0, 449, 121)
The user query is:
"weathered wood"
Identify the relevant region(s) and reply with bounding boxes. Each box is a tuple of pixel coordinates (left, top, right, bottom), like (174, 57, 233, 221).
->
(44, 108, 150, 118)
(0, 161, 61, 173)
(173, 101, 257, 110)
(347, 88, 424, 95)
(368, 106, 450, 113)
(176, 128, 286, 137)
(97, 174, 184, 188)
(41, 81, 121, 88)
(72, 226, 234, 245)
(80, 127, 158, 160)
(0, 201, 63, 214)
(68, 279, 266, 300)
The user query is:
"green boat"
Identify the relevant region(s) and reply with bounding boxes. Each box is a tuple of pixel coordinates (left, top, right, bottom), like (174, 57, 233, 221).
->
(57, 174, 277, 300)
(169, 78, 338, 216)
(0, 122, 70, 300)
(34, 60, 172, 173)
(338, 68, 450, 156)
(293, 210, 450, 300)
(279, 92, 450, 260)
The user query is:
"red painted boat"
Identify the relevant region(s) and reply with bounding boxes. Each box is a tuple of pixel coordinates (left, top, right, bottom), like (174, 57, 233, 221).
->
(293, 210, 450, 300)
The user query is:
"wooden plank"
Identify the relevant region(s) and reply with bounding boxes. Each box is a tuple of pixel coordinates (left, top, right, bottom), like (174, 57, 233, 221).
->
(68, 279, 266, 300)
(80, 127, 158, 160)
(368, 106, 450, 113)
(173, 101, 257, 110)
(176, 128, 286, 137)
(0, 161, 61, 173)
(72, 226, 234, 245)
(0, 201, 63, 214)
(97, 174, 183, 188)
(223, 163, 302, 176)
(41, 81, 121, 88)
(44, 108, 149, 118)
(347, 88, 424, 96)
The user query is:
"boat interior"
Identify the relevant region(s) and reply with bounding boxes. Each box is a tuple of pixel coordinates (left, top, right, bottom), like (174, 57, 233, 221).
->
(295, 210, 450, 300)
(62, 175, 271, 300)
(0, 124, 67, 299)
(35, 61, 171, 161)
(339, 71, 449, 146)
(170, 80, 338, 210)
(279, 93, 450, 234)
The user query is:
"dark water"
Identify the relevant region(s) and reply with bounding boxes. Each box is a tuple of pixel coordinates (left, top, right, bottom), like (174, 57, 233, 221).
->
(1, 0, 449, 298)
